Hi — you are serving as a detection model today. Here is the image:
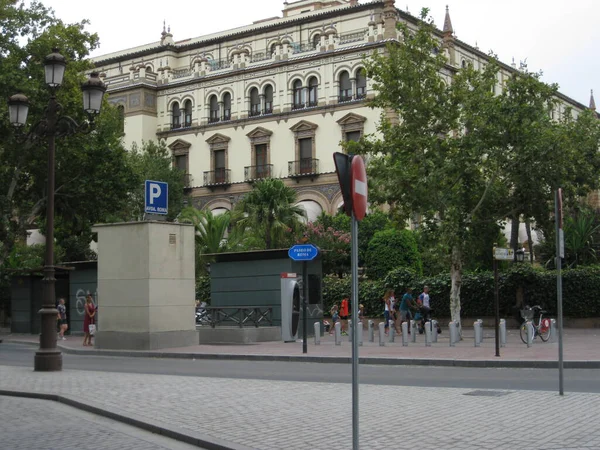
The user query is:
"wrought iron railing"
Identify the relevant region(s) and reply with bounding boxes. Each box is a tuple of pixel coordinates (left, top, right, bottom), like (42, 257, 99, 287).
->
(251, 52, 270, 62)
(204, 168, 231, 186)
(172, 68, 191, 79)
(356, 87, 366, 99)
(204, 306, 273, 328)
(208, 59, 231, 71)
(289, 158, 319, 177)
(244, 164, 273, 181)
(339, 90, 353, 103)
(292, 102, 305, 110)
(291, 43, 316, 54)
(208, 114, 220, 124)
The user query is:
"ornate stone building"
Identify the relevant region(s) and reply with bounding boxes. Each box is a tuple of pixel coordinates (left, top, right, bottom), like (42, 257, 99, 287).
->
(92, 0, 595, 224)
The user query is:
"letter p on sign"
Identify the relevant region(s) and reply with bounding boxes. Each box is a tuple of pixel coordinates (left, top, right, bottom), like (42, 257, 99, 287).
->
(144, 180, 168, 215)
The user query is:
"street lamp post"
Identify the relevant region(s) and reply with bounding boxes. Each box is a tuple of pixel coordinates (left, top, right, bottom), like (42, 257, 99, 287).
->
(7, 48, 106, 372)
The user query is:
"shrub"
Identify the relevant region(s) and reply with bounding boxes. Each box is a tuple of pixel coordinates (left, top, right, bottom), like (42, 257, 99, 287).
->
(195, 276, 211, 304)
(365, 228, 422, 279)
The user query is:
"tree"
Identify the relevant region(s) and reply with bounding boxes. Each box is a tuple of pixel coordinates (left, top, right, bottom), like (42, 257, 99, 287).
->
(302, 221, 351, 277)
(120, 140, 186, 222)
(234, 179, 305, 249)
(365, 228, 422, 279)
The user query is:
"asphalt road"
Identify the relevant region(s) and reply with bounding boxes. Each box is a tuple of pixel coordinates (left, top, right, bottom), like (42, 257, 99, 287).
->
(2, 342, 599, 393)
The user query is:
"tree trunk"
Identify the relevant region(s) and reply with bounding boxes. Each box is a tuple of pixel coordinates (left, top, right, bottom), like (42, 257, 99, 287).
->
(450, 244, 463, 336)
(265, 219, 272, 249)
(525, 218, 534, 263)
(510, 215, 520, 260)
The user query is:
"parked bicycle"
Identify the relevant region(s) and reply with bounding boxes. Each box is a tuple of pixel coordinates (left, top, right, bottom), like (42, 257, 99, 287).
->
(520, 305, 551, 343)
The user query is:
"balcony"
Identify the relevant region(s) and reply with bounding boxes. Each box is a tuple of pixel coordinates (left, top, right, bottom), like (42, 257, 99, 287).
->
(356, 87, 366, 100)
(339, 90, 353, 103)
(244, 164, 273, 181)
(249, 106, 261, 117)
(292, 102, 305, 110)
(288, 158, 319, 179)
(208, 115, 220, 124)
(204, 168, 231, 187)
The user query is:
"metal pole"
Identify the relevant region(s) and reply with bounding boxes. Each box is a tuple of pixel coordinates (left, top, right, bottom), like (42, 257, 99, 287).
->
(555, 189, 564, 395)
(351, 213, 359, 450)
(494, 258, 500, 357)
(302, 260, 308, 354)
(34, 94, 62, 372)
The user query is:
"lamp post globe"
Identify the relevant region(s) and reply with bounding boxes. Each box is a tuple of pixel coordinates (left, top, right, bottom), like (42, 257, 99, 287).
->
(44, 48, 67, 88)
(81, 72, 107, 115)
(8, 94, 29, 127)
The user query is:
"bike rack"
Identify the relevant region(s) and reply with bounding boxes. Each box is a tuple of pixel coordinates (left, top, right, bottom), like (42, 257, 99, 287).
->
(550, 318, 557, 343)
(474, 320, 482, 347)
(334, 321, 342, 346)
(526, 321, 534, 347)
(388, 320, 395, 343)
(358, 321, 363, 347)
(401, 321, 409, 347)
(449, 321, 458, 347)
(431, 320, 439, 343)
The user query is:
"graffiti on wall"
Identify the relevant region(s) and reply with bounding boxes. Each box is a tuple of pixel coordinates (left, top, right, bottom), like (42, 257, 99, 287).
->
(75, 289, 98, 316)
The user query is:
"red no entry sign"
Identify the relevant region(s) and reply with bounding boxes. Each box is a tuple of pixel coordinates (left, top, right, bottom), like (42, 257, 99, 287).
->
(351, 156, 367, 221)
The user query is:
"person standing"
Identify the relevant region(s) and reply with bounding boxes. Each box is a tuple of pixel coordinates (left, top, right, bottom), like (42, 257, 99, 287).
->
(399, 288, 415, 333)
(418, 286, 431, 317)
(56, 298, 68, 340)
(382, 290, 393, 336)
(82, 294, 96, 346)
(340, 297, 349, 336)
(329, 304, 340, 335)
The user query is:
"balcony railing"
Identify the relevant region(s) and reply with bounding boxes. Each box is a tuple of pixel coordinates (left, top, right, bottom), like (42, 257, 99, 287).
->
(172, 68, 191, 79)
(339, 30, 367, 45)
(339, 90, 353, 103)
(289, 158, 319, 177)
(244, 164, 273, 181)
(204, 168, 231, 186)
(223, 109, 231, 121)
(292, 102, 305, 110)
(356, 87, 366, 100)
(208, 114, 220, 124)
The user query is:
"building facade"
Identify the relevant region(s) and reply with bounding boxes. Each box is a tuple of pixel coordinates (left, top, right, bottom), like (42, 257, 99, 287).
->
(92, 0, 594, 226)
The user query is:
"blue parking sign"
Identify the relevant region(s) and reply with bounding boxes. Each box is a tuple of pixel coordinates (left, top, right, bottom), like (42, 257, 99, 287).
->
(145, 180, 168, 215)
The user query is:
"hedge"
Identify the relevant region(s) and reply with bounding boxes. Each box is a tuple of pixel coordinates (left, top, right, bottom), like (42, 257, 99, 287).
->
(322, 265, 600, 319)
(365, 228, 422, 279)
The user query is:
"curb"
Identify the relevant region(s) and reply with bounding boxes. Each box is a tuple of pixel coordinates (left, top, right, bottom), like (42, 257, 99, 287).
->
(6, 338, 600, 369)
(0, 389, 255, 450)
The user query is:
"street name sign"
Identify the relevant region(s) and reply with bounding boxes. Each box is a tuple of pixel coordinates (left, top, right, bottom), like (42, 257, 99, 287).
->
(288, 244, 319, 261)
(494, 248, 514, 261)
(145, 180, 168, 215)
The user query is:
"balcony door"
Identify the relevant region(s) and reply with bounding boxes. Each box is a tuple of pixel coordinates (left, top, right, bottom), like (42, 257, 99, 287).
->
(214, 150, 226, 183)
(299, 138, 312, 174)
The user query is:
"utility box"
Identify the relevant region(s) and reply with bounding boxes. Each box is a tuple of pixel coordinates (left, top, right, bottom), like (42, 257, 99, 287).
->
(280, 273, 300, 342)
(92, 221, 197, 350)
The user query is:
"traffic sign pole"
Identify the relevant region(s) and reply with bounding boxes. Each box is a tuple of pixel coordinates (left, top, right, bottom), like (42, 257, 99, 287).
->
(555, 188, 564, 396)
(302, 260, 308, 355)
(351, 212, 359, 450)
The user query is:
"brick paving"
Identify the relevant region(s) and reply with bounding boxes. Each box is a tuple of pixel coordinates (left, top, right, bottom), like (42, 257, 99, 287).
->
(0, 395, 201, 450)
(1, 365, 600, 450)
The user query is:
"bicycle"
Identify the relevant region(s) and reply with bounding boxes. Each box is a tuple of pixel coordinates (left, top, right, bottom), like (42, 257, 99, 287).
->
(519, 305, 551, 343)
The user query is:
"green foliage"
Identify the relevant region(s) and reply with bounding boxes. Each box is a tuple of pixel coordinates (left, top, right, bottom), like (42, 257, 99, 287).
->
(123, 140, 185, 222)
(234, 179, 305, 249)
(365, 228, 422, 279)
(563, 210, 600, 267)
(321, 275, 384, 319)
(195, 275, 211, 304)
(303, 221, 350, 277)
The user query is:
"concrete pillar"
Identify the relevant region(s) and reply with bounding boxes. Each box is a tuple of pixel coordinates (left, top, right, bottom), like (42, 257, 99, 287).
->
(425, 321, 432, 347)
(335, 321, 342, 345)
(526, 321, 534, 347)
(378, 322, 385, 346)
(449, 321, 457, 347)
(410, 320, 417, 343)
(314, 322, 320, 345)
(358, 322, 363, 347)
(550, 318, 557, 343)
(368, 320, 374, 342)
(348, 319, 352, 342)
(388, 320, 395, 343)
(474, 320, 481, 347)
(432, 320, 439, 343)
(401, 321, 408, 346)
(500, 319, 506, 347)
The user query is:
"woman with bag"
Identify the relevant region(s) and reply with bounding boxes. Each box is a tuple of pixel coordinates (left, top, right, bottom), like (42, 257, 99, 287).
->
(83, 294, 96, 346)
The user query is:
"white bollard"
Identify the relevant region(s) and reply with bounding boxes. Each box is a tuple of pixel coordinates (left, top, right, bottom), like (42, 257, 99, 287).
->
(348, 319, 352, 342)
(368, 320, 375, 342)
(432, 320, 439, 343)
(314, 321, 321, 345)
(402, 321, 409, 347)
(358, 322, 363, 346)
(526, 321, 534, 347)
(389, 320, 395, 343)
(424, 321, 432, 347)
(474, 320, 481, 347)
(550, 318, 557, 343)
(335, 321, 342, 346)
(499, 319, 506, 347)
(378, 322, 386, 346)
(449, 321, 457, 347)
(477, 319, 484, 343)
(410, 320, 417, 343)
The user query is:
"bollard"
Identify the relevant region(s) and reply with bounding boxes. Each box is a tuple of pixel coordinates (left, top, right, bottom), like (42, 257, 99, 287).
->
(424, 321, 432, 347)
(499, 319, 506, 347)
(526, 321, 534, 348)
(348, 319, 353, 342)
(402, 321, 408, 347)
(410, 320, 417, 343)
(378, 322, 385, 346)
(432, 320, 439, 343)
(368, 320, 375, 342)
(449, 321, 457, 347)
(314, 321, 321, 345)
(474, 320, 481, 347)
(358, 322, 363, 346)
(389, 320, 395, 343)
(335, 322, 342, 346)
(550, 318, 557, 343)
(477, 319, 484, 343)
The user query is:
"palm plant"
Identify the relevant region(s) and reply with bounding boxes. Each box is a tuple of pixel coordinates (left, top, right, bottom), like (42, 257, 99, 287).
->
(234, 179, 305, 249)
(564, 211, 600, 267)
(179, 207, 232, 254)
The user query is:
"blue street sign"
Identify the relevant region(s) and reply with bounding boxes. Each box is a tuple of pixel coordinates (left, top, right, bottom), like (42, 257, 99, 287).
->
(288, 244, 319, 261)
(145, 180, 168, 215)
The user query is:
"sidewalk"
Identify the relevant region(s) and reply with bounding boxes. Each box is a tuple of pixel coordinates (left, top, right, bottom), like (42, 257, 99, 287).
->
(4, 327, 600, 368)
(1, 364, 600, 450)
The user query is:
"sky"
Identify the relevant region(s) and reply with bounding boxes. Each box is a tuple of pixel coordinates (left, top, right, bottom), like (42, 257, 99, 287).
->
(39, 0, 598, 107)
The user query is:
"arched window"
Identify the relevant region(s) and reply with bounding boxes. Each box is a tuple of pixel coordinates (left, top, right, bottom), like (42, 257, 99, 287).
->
(172, 101, 181, 129)
(339, 71, 352, 102)
(356, 68, 367, 99)
(146, 65, 153, 73)
(117, 105, 125, 133)
(250, 87, 260, 116)
(264, 84, 274, 114)
(308, 77, 318, 107)
(312, 34, 321, 49)
(270, 43, 278, 56)
(184, 100, 192, 127)
(209, 95, 219, 123)
(293, 79, 304, 109)
(222, 92, 231, 121)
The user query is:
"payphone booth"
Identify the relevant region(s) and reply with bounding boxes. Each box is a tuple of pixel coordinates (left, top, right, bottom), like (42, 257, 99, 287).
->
(280, 273, 300, 342)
